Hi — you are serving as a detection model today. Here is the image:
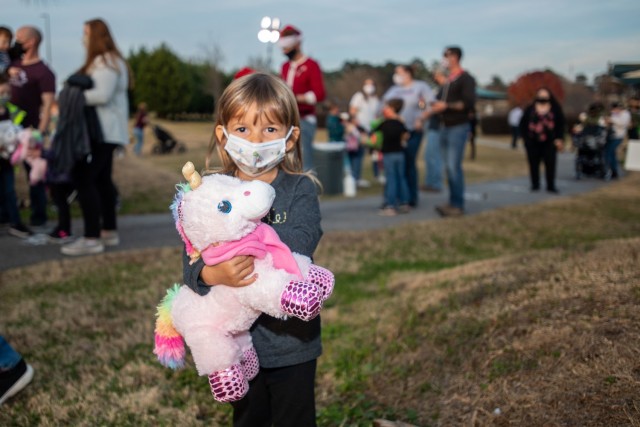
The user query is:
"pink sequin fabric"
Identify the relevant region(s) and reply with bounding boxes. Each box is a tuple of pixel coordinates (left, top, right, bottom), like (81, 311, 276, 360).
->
(307, 264, 335, 301)
(208, 364, 249, 403)
(280, 280, 322, 321)
(241, 347, 260, 381)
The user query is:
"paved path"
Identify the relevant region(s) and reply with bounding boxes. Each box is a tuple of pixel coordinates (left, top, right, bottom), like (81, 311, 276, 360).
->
(0, 146, 609, 271)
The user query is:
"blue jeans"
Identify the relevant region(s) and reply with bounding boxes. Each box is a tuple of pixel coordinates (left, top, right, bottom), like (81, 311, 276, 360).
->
(404, 130, 424, 205)
(133, 127, 144, 156)
(0, 161, 21, 225)
(440, 123, 469, 209)
(347, 145, 365, 180)
(0, 335, 22, 371)
(423, 128, 443, 190)
(605, 137, 623, 177)
(382, 151, 410, 208)
(300, 118, 317, 172)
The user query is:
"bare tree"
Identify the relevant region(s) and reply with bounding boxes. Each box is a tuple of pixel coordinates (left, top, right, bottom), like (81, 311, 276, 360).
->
(197, 38, 226, 108)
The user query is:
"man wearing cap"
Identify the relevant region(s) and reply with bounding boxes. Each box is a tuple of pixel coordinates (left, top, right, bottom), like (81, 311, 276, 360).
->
(278, 24, 325, 172)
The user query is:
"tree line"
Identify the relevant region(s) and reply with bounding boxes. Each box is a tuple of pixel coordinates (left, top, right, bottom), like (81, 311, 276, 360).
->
(127, 44, 605, 122)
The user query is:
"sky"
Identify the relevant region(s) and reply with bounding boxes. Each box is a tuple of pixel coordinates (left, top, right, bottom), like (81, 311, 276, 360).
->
(5, 0, 640, 89)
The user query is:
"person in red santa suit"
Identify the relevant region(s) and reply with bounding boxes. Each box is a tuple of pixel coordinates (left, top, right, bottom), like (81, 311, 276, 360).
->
(278, 24, 326, 172)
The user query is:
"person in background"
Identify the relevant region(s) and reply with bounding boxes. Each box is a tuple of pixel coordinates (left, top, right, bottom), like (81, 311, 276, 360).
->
(605, 101, 631, 180)
(9, 25, 55, 230)
(278, 24, 325, 172)
(382, 64, 434, 207)
(370, 98, 411, 217)
(0, 26, 13, 74)
(420, 68, 447, 193)
(325, 101, 345, 142)
(518, 87, 565, 193)
(467, 107, 478, 160)
(431, 46, 476, 217)
(508, 105, 523, 149)
(0, 72, 31, 238)
(349, 78, 381, 187)
(61, 18, 131, 256)
(0, 335, 34, 406)
(132, 102, 148, 156)
(627, 97, 639, 140)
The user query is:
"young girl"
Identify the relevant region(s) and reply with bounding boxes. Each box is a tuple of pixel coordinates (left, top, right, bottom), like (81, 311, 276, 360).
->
(182, 72, 324, 427)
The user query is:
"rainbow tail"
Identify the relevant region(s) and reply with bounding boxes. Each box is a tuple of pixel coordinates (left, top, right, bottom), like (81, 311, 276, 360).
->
(154, 284, 186, 370)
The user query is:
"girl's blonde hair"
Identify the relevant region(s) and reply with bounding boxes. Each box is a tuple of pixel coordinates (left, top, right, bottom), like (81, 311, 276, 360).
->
(206, 72, 304, 176)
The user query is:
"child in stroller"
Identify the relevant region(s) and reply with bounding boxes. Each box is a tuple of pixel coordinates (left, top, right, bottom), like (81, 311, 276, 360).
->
(151, 124, 187, 154)
(571, 102, 610, 180)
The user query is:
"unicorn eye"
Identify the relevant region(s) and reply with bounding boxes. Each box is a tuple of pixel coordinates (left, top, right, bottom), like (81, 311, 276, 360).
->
(217, 200, 232, 214)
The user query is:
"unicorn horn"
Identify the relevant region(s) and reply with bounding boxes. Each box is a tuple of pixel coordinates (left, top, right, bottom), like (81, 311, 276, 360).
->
(182, 161, 202, 190)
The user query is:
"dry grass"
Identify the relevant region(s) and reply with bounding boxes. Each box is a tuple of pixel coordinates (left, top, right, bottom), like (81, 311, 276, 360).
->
(3, 120, 640, 425)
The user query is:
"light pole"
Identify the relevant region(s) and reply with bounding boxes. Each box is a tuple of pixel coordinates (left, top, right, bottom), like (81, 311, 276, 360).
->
(40, 12, 52, 66)
(257, 16, 280, 71)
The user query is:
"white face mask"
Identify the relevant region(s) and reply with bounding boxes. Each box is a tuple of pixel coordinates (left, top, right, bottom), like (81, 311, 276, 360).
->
(392, 73, 405, 86)
(223, 127, 293, 177)
(363, 84, 375, 95)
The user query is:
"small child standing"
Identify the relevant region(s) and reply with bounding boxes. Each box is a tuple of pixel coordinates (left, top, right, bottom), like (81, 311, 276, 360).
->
(371, 98, 411, 216)
(182, 73, 324, 426)
(0, 27, 12, 74)
(0, 72, 31, 238)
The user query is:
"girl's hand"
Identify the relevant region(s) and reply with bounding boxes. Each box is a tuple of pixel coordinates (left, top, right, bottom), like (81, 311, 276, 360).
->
(200, 255, 257, 287)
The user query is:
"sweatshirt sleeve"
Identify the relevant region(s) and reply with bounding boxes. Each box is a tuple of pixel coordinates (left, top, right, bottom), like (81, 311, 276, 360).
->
(305, 59, 326, 105)
(83, 58, 119, 106)
(182, 248, 211, 296)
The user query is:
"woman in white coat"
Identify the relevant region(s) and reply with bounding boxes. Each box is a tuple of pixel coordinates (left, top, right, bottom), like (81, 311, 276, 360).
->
(62, 18, 131, 256)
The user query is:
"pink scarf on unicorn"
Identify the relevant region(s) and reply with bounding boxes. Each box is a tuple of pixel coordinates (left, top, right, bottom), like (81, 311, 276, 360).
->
(200, 223, 302, 279)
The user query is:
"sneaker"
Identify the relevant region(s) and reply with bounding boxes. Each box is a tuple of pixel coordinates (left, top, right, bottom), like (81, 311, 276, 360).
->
(378, 207, 397, 217)
(398, 204, 411, 214)
(420, 184, 441, 193)
(47, 228, 74, 244)
(357, 179, 371, 188)
(8, 224, 33, 239)
(100, 230, 120, 246)
(435, 204, 464, 217)
(377, 174, 386, 185)
(61, 237, 105, 256)
(0, 359, 34, 406)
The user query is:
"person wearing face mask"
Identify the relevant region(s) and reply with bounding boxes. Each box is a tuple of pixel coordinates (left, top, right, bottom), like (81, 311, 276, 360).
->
(382, 64, 435, 207)
(184, 72, 324, 427)
(518, 87, 565, 193)
(349, 78, 381, 186)
(8, 26, 55, 230)
(278, 24, 326, 172)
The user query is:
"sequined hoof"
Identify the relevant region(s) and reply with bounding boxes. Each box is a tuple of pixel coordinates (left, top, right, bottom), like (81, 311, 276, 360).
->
(208, 364, 248, 403)
(241, 347, 260, 381)
(307, 264, 335, 301)
(280, 280, 322, 321)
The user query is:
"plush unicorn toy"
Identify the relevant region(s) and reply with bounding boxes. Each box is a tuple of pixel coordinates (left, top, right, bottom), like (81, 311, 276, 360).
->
(154, 162, 334, 403)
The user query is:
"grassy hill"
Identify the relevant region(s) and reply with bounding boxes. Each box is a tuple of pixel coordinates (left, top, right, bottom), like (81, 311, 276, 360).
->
(2, 169, 639, 426)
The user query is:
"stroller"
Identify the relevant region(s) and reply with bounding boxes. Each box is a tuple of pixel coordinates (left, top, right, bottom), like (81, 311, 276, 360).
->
(572, 123, 609, 180)
(151, 124, 187, 154)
